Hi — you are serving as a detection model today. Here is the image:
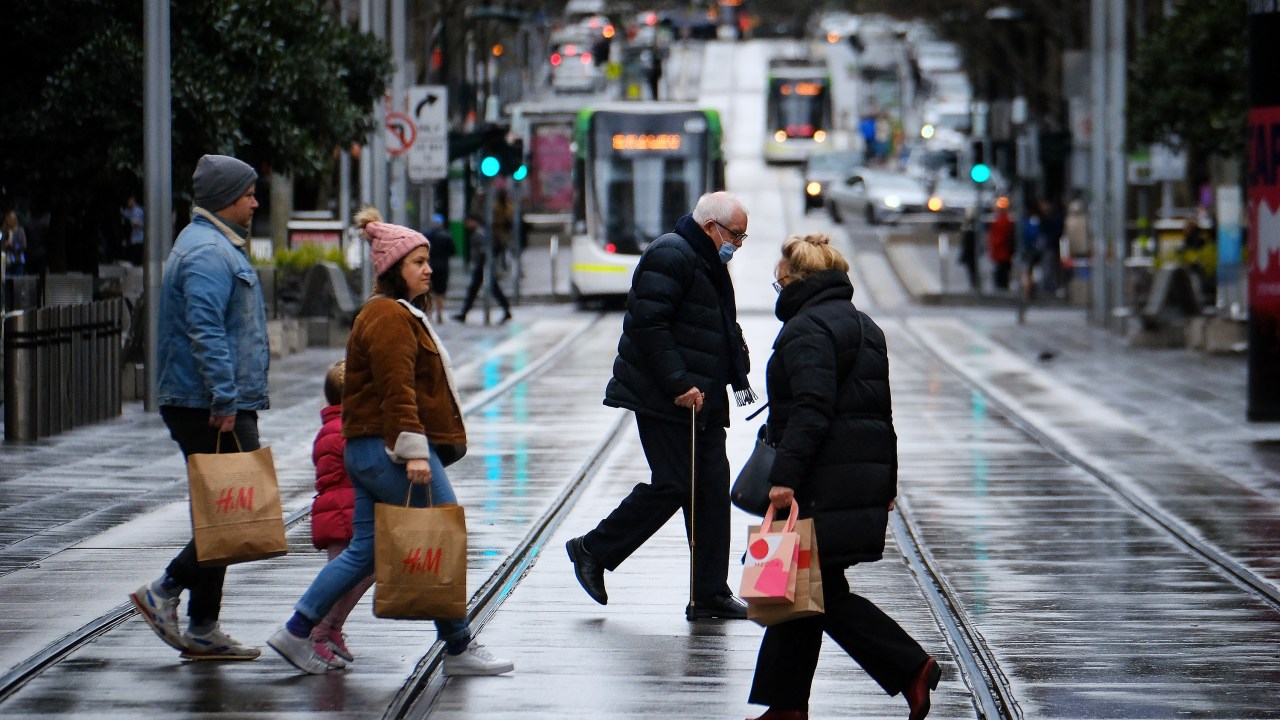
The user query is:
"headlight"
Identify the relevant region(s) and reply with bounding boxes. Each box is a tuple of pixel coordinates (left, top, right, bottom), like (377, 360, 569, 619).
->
(806, 181, 822, 197)
(814, 130, 827, 142)
(927, 196, 943, 212)
(883, 195, 901, 209)
(774, 130, 787, 143)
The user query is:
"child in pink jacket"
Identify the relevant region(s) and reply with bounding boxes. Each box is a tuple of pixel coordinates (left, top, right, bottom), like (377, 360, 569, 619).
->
(309, 360, 373, 666)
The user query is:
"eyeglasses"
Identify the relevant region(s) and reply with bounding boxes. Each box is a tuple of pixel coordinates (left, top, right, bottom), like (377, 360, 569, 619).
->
(772, 276, 793, 293)
(713, 220, 748, 245)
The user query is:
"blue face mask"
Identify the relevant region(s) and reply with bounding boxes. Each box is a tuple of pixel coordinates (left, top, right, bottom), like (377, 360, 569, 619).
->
(718, 242, 736, 264)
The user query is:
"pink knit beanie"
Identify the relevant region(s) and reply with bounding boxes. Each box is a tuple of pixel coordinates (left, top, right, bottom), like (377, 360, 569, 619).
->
(365, 221, 430, 277)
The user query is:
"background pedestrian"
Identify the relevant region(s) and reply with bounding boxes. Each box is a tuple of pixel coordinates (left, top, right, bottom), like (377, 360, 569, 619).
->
(424, 213, 454, 323)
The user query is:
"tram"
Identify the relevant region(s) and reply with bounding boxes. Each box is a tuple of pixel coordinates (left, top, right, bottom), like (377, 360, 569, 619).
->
(763, 57, 834, 163)
(569, 103, 726, 304)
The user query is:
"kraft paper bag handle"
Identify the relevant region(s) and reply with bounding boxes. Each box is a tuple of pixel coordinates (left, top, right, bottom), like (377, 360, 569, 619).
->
(402, 482, 435, 507)
(212, 429, 244, 454)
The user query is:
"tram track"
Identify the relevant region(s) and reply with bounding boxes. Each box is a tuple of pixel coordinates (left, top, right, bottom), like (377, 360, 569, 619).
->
(892, 318, 1280, 614)
(0, 313, 610, 708)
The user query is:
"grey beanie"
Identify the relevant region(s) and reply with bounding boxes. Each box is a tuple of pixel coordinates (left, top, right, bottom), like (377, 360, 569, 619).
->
(193, 154, 258, 212)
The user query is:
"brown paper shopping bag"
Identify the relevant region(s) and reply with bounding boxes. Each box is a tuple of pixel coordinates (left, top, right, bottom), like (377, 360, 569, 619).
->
(740, 499, 801, 604)
(748, 516, 825, 626)
(373, 489, 468, 620)
(187, 434, 288, 566)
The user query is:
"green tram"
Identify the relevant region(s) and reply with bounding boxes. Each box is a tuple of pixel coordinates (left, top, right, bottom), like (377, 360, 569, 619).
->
(569, 104, 726, 304)
(763, 57, 834, 163)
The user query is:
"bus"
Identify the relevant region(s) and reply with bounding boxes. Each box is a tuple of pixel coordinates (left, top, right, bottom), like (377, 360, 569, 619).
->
(569, 104, 726, 304)
(763, 58, 834, 163)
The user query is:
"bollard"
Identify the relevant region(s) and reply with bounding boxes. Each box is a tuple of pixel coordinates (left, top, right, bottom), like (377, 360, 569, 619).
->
(549, 234, 560, 299)
(3, 312, 38, 441)
(937, 232, 950, 294)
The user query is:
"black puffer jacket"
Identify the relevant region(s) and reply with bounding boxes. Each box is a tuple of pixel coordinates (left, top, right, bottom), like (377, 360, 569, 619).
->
(604, 214, 752, 429)
(765, 269, 897, 566)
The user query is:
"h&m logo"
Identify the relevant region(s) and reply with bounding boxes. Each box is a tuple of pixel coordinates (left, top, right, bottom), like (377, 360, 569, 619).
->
(214, 487, 255, 513)
(401, 547, 443, 575)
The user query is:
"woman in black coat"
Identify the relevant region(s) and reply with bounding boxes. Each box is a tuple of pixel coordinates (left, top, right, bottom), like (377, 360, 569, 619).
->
(747, 233, 940, 720)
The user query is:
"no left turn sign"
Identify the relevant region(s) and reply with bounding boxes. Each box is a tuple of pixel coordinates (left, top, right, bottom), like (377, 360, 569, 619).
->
(385, 112, 416, 156)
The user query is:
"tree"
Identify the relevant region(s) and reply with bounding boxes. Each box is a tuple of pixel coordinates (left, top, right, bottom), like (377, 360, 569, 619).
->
(0, 0, 392, 273)
(1127, 0, 1246, 161)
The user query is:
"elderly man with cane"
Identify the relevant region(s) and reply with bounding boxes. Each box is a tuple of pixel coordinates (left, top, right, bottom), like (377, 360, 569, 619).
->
(566, 191, 756, 620)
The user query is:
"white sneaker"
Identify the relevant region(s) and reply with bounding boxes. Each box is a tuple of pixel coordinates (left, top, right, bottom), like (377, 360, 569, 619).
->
(443, 642, 514, 676)
(181, 624, 261, 661)
(129, 583, 185, 652)
(268, 627, 333, 675)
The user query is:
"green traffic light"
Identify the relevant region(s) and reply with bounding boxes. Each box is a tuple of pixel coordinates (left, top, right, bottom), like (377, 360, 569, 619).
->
(512, 164, 528, 182)
(970, 163, 991, 184)
(480, 156, 501, 177)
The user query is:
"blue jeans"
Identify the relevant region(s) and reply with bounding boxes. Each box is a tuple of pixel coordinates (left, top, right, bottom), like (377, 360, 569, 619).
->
(295, 436, 469, 645)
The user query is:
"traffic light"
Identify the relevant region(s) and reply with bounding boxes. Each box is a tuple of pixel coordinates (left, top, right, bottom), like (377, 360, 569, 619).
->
(479, 137, 526, 179)
(969, 140, 990, 183)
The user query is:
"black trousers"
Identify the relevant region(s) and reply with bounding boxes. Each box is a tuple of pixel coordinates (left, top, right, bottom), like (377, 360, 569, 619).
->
(159, 406, 260, 625)
(748, 565, 929, 711)
(458, 253, 510, 316)
(584, 413, 732, 602)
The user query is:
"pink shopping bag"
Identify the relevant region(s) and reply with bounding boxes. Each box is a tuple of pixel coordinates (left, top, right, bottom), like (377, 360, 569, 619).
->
(739, 499, 801, 604)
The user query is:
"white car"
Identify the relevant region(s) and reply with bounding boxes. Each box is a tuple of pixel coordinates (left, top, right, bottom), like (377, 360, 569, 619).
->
(549, 28, 606, 93)
(826, 168, 931, 226)
(913, 41, 962, 75)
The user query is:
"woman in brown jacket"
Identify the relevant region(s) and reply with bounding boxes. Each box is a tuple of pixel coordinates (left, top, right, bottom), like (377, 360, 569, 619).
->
(269, 207, 513, 677)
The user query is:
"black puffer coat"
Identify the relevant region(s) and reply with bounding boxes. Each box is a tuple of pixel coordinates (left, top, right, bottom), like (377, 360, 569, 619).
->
(765, 269, 897, 567)
(604, 214, 752, 429)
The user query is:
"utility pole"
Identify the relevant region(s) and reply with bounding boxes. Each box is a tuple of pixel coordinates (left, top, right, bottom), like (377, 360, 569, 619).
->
(143, 0, 172, 411)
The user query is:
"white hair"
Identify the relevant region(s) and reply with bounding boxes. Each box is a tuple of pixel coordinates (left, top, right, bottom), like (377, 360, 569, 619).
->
(691, 191, 746, 225)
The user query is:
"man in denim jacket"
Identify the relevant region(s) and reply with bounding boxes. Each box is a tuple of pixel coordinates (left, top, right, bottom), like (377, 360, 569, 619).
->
(129, 154, 269, 661)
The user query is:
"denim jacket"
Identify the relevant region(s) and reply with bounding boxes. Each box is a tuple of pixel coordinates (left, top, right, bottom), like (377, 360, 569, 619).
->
(156, 212, 269, 415)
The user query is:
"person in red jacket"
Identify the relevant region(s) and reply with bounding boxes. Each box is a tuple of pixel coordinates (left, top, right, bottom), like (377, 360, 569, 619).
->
(307, 360, 372, 667)
(987, 206, 1015, 290)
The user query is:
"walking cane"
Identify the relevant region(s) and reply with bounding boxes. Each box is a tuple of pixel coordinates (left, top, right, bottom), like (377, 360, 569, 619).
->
(686, 404, 697, 621)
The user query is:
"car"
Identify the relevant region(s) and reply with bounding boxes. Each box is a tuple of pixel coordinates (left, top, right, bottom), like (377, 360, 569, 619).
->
(826, 168, 931, 226)
(926, 71, 972, 104)
(800, 150, 862, 212)
(912, 40, 962, 75)
(549, 27, 607, 93)
(925, 175, 977, 226)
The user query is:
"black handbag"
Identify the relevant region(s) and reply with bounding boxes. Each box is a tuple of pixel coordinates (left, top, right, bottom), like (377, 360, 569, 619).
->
(731, 405, 773, 517)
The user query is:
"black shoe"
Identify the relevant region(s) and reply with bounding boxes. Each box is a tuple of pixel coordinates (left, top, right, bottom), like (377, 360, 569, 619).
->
(905, 657, 941, 720)
(686, 593, 748, 620)
(566, 536, 607, 605)
(450, 313, 466, 323)
(500, 311, 513, 324)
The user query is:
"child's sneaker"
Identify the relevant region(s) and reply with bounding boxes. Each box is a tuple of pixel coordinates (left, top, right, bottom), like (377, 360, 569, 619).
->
(443, 642, 514, 676)
(129, 583, 185, 652)
(313, 637, 347, 669)
(269, 627, 337, 674)
(325, 629, 354, 663)
(180, 624, 261, 661)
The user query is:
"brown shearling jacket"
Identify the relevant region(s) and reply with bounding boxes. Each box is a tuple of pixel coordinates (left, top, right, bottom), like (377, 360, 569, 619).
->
(341, 297, 465, 458)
